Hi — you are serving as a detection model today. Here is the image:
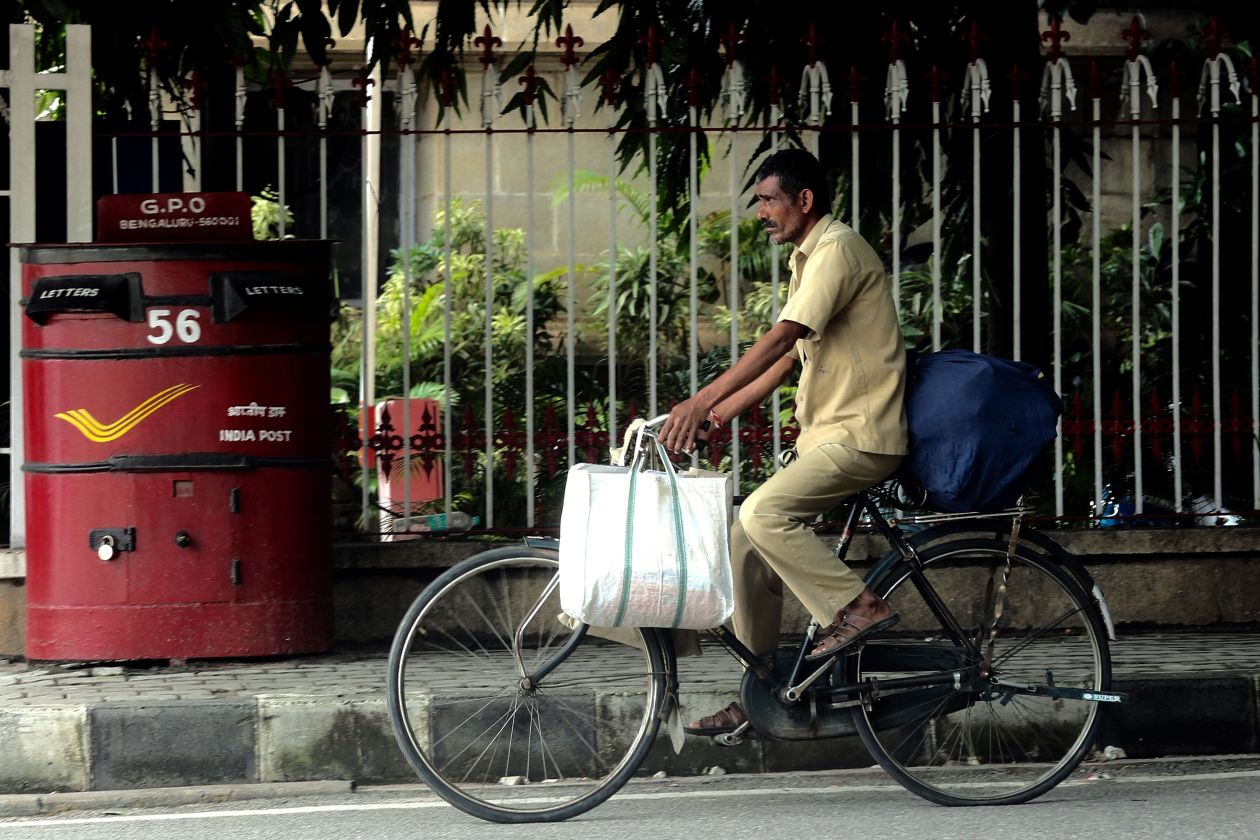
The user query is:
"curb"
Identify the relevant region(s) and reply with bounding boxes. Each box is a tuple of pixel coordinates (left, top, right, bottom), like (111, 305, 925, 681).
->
(1, 669, 1257, 797)
(0, 780, 354, 818)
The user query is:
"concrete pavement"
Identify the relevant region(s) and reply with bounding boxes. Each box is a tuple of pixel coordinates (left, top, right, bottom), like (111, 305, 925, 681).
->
(1, 631, 1258, 806)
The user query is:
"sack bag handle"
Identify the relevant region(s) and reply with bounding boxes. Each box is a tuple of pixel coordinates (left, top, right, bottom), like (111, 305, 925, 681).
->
(613, 414, 689, 628)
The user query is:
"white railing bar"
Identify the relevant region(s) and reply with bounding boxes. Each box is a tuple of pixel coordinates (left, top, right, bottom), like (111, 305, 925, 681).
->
(1091, 92, 1104, 516)
(1251, 89, 1259, 510)
(688, 102, 699, 467)
(1012, 93, 1021, 361)
(971, 100, 982, 353)
(181, 106, 200, 193)
(566, 126, 578, 471)
(770, 105, 782, 468)
(442, 128, 453, 521)
(890, 102, 902, 312)
(1124, 54, 1155, 514)
(647, 77, 660, 417)
(525, 101, 537, 528)
(931, 98, 941, 351)
(850, 97, 859, 229)
(1171, 93, 1183, 512)
(399, 66, 416, 531)
(1043, 50, 1074, 519)
(149, 63, 160, 191)
(1212, 108, 1223, 514)
(319, 63, 331, 239)
(277, 91, 287, 238)
(728, 130, 741, 488)
(8, 23, 36, 546)
(483, 124, 495, 527)
(65, 25, 91, 241)
(1052, 120, 1064, 518)
(234, 63, 245, 190)
(360, 60, 382, 533)
(606, 106, 618, 453)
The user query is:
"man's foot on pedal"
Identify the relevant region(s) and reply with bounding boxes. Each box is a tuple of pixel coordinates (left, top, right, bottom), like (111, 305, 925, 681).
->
(805, 588, 900, 662)
(683, 701, 747, 736)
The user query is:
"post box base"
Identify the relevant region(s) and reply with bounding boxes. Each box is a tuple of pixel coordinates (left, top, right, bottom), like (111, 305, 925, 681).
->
(24, 599, 332, 661)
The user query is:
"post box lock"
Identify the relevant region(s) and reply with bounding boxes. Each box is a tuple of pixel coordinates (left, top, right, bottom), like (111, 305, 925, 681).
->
(174, 530, 193, 548)
(89, 528, 136, 561)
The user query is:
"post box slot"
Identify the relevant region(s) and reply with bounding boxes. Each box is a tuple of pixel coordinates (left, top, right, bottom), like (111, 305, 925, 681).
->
(210, 272, 324, 323)
(24, 273, 144, 324)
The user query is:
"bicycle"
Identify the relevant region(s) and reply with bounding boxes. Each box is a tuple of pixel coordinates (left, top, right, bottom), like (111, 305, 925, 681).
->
(386, 416, 1126, 823)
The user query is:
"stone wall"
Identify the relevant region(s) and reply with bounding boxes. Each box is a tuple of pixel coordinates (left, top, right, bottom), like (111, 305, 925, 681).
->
(3, 530, 1255, 659)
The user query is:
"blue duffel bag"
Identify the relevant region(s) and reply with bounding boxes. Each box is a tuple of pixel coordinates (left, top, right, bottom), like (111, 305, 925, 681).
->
(904, 350, 1063, 513)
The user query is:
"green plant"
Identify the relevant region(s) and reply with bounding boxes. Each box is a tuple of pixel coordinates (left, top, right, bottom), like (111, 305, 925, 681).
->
(251, 187, 293, 240)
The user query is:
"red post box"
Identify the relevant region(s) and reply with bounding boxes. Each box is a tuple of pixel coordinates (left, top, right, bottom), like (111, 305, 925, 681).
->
(20, 241, 334, 660)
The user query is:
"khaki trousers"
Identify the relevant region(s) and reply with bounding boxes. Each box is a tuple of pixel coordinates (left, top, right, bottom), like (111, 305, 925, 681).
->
(729, 443, 902, 655)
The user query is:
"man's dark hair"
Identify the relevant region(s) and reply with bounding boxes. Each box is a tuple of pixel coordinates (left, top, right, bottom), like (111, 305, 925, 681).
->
(753, 148, 830, 215)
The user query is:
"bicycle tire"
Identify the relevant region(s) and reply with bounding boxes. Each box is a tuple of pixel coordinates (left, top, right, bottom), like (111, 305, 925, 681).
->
(386, 546, 668, 823)
(851, 534, 1111, 806)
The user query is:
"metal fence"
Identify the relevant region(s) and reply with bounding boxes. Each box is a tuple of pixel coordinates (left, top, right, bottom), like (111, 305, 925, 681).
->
(6, 17, 1260, 542)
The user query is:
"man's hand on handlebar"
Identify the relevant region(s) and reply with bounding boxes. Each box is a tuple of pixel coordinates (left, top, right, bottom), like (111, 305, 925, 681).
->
(658, 396, 709, 454)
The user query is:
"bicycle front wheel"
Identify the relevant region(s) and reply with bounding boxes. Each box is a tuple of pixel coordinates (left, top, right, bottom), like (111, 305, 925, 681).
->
(852, 534, 1111, 806)
(386, 546, 668, 823)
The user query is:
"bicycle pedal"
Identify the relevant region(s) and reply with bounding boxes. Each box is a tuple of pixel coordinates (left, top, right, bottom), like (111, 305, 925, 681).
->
(712, 720, 753, 747)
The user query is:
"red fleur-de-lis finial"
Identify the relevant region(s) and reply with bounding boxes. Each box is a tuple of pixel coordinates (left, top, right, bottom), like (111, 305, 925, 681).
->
(141, 26, 167, 68)
(519, 65, 541, 105)
(882, 20, 908, 63)
(1165, 58, 1182, 98)
(1042, 16, 1070, 62)
(767, 64, 783, 106)
(1120, 15, 1149, 61)
(1203, 17, 1224, 59)
(721, 22, 743, 67)
(962, 20, 986, 64)
(637, 23, 665, 68)
(474, 25, 501, 67)
(925, 64, 947, 102)
(393, 26, 421, 68)
(352, 67, 375, 107)
(801, 21, 824, 68)
(599, 67, 621, 106)
(556, 24, 584, 68)
(847, 64, 865, 103)
(269, 67, 291, 108)
(1089, 59, 1103, 99)
(1010, 62, 1029, 98)
(684, 66, 703, 107)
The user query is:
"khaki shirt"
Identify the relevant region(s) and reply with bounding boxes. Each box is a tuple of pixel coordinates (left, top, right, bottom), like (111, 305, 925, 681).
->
(777, 214, 908, 455)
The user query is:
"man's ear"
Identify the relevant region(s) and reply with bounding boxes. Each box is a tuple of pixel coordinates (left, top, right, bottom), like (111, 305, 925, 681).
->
(798, 187, 815, 215)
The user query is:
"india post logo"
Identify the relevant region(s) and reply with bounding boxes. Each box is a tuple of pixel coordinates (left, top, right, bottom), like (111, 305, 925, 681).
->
(55, 383, 200, 443)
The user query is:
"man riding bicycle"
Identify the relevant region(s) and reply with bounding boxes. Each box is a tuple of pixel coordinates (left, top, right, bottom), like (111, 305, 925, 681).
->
(657, 148, 909, 735)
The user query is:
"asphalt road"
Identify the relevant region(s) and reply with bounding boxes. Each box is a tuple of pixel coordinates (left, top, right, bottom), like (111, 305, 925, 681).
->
(3, 761, 1258, 840)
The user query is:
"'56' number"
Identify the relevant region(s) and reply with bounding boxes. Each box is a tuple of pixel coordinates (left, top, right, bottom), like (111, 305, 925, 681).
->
(146, 309, 202, 345)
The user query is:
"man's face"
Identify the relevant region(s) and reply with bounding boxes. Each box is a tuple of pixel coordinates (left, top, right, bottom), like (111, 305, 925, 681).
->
(755, 175, 810, 246)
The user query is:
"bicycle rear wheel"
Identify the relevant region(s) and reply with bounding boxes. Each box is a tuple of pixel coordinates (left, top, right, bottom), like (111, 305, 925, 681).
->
(386, 546, 668, 823)
(852, 535, 1110, 806)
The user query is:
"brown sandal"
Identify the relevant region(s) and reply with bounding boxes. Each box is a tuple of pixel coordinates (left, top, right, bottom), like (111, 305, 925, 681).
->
(683, 701, 748, 735)
(805, 611, 901, 661)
